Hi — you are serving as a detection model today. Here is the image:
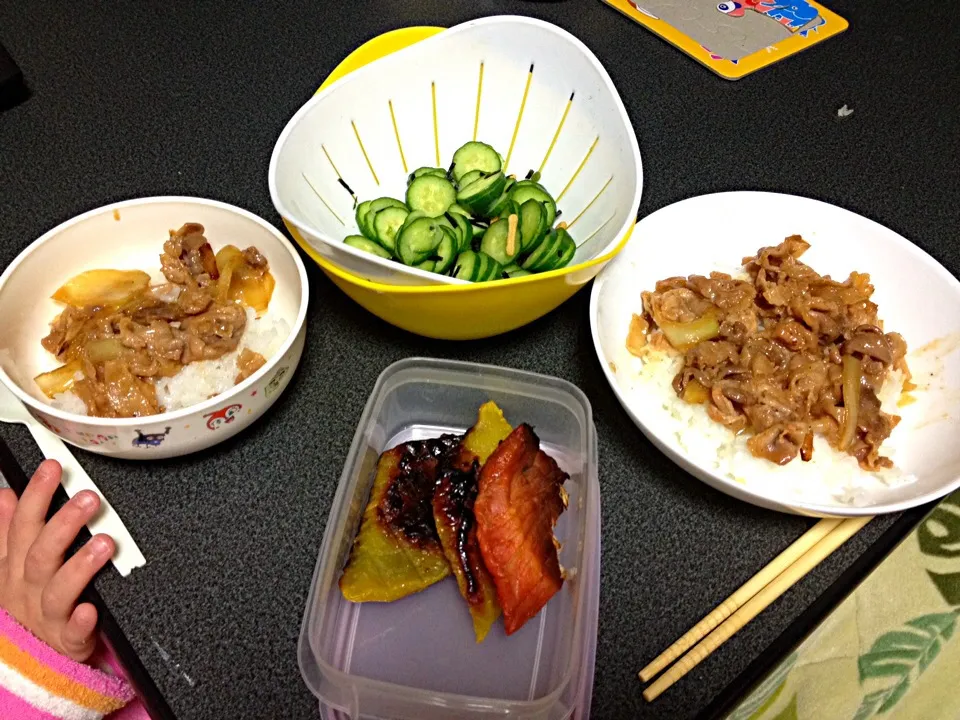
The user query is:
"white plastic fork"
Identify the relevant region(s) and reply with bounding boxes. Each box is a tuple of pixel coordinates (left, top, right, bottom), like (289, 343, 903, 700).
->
(0, 382, 146, 576)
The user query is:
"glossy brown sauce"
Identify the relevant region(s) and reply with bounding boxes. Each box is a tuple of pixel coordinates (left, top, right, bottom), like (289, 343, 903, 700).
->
(36, 223, 274, 418)
(632, 236, 910, 470)
(378, 434, 463, 547)
(434, 461, 482, 599)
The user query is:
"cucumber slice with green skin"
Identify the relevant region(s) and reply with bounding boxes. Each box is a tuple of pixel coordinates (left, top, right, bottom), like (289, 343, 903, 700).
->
(552, 229, 577, 270)
(344, 235, 391, 259)
(415, 259, 436, 273)
(397, 216, 444, 265)
(498, 200, 521, 222)
(486, 190, 512, 219)
(434, 227, 458, 274)
(372, 206, 408, 254)
(457, 172, 506, 215)
(410, 167, 447, 182)
(355, 200, 373, 237)
(479, 218, 520, 266)
(434, 214, 456, 249)
(444, 211, 473, 253)
(447, 203, 473, 218)
(362, 197, 406, 239)
(502, 263, 532, 279)
(518, 199, 547, 252)
(452, 141, 501, 182)
(457, 169, 484, 190)
(475, 252, 504, 282)
(509, 182, 557, 226)
(401, 209, 427, 231)
(522, 229, 562, 271)
(452, 250, 481, 281)
(406, 175, 457, 217)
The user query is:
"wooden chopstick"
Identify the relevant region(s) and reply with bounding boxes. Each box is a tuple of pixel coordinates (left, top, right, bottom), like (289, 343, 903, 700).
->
(642, 516, 872, 702)
(639, 517, 843, 682)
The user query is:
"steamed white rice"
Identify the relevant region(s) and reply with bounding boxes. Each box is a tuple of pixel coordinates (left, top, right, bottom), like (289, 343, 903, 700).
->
(50, 307, 290, 415)
(613, 346, 917, 508)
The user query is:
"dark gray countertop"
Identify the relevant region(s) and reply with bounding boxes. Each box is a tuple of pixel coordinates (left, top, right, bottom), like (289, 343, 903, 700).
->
(0, 1, 957, 718)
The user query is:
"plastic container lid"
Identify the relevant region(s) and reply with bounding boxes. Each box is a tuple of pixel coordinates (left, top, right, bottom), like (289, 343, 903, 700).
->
(299, 358, 601, 720)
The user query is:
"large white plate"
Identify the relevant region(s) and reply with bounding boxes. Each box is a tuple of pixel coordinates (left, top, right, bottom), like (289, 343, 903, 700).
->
(590, 191, 960, 517)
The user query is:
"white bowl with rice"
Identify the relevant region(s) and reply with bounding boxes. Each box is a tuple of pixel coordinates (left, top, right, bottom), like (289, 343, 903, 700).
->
(0, 197, 308, 459)
(590, 191, 960, 517)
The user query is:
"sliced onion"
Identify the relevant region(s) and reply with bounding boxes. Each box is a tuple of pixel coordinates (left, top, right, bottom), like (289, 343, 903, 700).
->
(659, 312, 720, 351)
(84, 338, 125, 364)
(34, 360, 83, 398)
(839, 354, 862, 450)
(681, 379, 709, 404)
(52, 270, 151, 308)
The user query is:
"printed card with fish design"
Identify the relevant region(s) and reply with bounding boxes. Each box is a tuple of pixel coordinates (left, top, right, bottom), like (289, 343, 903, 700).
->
(602, 0, 847, 79)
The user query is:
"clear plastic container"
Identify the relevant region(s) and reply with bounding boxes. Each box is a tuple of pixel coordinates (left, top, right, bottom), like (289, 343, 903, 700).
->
(299, 358, 601, 720)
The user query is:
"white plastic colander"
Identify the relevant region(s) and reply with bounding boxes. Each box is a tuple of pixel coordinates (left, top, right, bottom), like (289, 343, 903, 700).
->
(269, 15, 643, 286)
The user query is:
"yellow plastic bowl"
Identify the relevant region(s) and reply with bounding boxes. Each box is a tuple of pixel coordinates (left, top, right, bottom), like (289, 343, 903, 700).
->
(283, 26, 638, 340)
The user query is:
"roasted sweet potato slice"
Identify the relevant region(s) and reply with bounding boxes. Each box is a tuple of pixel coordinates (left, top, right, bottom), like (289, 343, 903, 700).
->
(432, 401, 513, 642)
(339, 436, 461, 603)
(474, 424, 569, 635)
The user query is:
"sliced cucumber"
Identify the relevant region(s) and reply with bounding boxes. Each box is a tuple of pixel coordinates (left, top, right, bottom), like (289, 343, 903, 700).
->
(518, 199, 547, 253)
(406, 175, 456, 217)
(397, 216, 444, 266)
(344, 235, 391, 259)
(401, 209, 427, 231)
(497, 200, 521, 222)
(447, 203, 472, 218)
(444, 211, 473, 253)
(452, 141, 501, 182)
(553, 229, 577, 270)
(452, 250, 481, 281)
(457, 172, 506, 215)
(355, 200, 373, 237)
(474, 251, 503, 282)
(410, 167, 447, 182)
(479, 218, 520, 266)
(457, 169, 484, 190)
(522, 229, 562, 271)
(509, 182, 557, 226)
(372, 206, 408, 254)
(486, 190, 512, 218)
(470, 222, 487, 242)
(362, 197, 406, 239)
(502, 263, 532, 279)
(345, 140, 572, 280)
(434, 227, 458, 274)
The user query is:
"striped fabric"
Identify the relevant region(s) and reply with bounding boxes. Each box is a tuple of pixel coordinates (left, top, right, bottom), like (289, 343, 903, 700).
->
(0, 609, 134, 719)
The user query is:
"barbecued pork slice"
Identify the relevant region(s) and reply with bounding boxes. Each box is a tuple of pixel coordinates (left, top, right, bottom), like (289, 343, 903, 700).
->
(474, 424, 568, 635)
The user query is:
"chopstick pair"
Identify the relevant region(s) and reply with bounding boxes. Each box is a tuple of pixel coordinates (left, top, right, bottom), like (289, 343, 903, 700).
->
(640, 515, 873, 701)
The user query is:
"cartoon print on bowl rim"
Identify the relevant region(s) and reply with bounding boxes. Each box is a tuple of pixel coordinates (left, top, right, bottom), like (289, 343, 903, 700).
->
(132, 427, 171, 449)
(265, 366, 290, 398)
(75, 431, 118, 447)
(204, 404, 242, 431)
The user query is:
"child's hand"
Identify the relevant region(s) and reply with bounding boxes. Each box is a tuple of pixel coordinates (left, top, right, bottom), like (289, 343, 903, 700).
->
(0, 459, 115, 662)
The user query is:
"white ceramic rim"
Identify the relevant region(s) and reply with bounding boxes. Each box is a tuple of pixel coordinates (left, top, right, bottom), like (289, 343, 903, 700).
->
(267, 14, 644, 286)
(0, 195, 310, 428)
(589, 190, 960, 517)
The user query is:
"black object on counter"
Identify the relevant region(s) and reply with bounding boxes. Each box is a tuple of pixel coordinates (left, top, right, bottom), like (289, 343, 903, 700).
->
(0, 439, 176, 720)
(0, 39, 28, 110)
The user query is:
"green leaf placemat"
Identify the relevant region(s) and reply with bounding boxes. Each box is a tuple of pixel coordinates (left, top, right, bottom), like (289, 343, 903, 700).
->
(725, 490, 960, 720)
